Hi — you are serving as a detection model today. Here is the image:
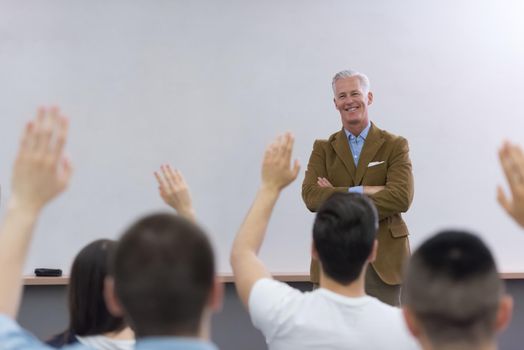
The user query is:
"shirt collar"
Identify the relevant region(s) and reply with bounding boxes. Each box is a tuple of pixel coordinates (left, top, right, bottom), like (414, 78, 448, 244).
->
(344, 121, 371, 140)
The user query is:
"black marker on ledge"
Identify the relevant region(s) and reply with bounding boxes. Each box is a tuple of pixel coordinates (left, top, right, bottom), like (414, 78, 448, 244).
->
(34, 268, 62, 277)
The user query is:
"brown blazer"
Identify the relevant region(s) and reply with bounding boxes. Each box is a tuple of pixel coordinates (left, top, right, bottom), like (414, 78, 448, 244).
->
(302, 123, 414, 285)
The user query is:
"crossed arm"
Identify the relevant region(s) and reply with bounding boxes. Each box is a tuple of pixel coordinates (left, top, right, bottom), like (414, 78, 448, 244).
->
(230, 133, 300, 307)
(303, 137, 413, 220)
(0, 108, 72, 318)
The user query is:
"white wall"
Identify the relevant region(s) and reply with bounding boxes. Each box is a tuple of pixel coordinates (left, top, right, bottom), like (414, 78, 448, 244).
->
(0, 0, 523, 274)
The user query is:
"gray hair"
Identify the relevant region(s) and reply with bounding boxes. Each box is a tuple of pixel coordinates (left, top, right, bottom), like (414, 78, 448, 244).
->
(332, 70, 370, 95)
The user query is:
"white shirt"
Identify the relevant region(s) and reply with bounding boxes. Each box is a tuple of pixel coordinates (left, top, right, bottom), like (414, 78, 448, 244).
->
(76, 335, 135, 350)
(249, 278, 419, 350)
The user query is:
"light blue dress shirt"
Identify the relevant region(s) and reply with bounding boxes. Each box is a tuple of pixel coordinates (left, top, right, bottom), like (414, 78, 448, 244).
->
(344, 121, 371, 194)
(0, 315, 218, 350)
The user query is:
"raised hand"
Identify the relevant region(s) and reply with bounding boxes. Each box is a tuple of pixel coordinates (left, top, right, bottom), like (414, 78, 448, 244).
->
(498, 141, 524, 228)
(154, 164, 195, 221)
(261, 133, 300, 192)
(11, 107, 72, 213)
(0, 106, 71, 318)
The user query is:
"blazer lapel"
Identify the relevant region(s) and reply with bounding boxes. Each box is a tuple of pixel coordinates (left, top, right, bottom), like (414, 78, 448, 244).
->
(355, 123, 385, 184)
(331, 129, 356, 183)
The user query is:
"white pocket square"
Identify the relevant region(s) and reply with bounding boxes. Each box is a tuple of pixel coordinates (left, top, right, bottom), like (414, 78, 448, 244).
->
(368, 161, 385, 168)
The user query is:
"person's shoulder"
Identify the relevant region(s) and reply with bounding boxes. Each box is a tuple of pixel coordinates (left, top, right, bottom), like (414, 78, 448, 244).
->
(313, 129, 345, 147)
(249, 278, 306, 314)
(251, 278, 303, 298)
(0, 315, 90, 350)
(46, 330, 78, 348)
(372, 123, 408, 146)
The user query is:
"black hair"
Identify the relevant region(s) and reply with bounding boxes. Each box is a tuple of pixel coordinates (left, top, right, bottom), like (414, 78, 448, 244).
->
(313, 193, 378, 284)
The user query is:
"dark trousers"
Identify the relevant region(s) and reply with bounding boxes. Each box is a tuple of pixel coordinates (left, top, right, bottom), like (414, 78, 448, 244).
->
(365, 264, 401, 307)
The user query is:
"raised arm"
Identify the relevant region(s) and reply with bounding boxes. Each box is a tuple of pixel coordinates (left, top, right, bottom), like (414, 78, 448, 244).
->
(498, 141, 524, 228)
(230, 133, 300, 307)
(0, 107, 72, 318)
(154, 164, 196, 222)
(301, 140, 348, 212)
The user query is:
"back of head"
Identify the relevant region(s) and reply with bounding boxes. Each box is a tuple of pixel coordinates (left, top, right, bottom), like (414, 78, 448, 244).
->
(403, 230, 502, 347)
(112, 213, 215, 337)
(69, 239, 124, 336)
(313, 193, 378, 285)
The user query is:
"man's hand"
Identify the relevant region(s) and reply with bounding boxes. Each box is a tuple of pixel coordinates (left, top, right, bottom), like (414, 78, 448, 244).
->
(231, 132, 300, 308)
(317, 177, 333, 188)
(261, 133, 300, 192)
(498, 141, 524, 228)
(364, 186, 385, 195)
(10, 107, 72, 213)
(0, 106, 71, 318)
(154, 164, 195, 222)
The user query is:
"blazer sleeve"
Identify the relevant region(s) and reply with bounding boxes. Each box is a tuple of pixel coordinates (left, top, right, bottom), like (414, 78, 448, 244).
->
(301, 140, 348, 212)
(369, 136, 414, 221)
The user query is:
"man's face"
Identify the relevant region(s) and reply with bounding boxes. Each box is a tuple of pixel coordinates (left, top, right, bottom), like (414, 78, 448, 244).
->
(333, 76, 373, 132)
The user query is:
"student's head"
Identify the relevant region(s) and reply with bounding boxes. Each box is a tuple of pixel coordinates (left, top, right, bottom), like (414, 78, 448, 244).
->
(68, 239, 125, 335)
(403, 231, 513, 349)
(312, 193, 378, 285)
(105, 213, 221, 338)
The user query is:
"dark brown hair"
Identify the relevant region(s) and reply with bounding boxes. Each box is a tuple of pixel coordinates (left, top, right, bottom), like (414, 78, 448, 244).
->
(111, 213, 215, 337)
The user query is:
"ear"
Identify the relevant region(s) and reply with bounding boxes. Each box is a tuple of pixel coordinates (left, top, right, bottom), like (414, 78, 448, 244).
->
(368, 240, 378, 263)
(495, 295, 513, 333)
(333, 97, 337, 109)
(208, 277, 224, 313)
(402, 306, 422, 338)
(367, 91, 373, 105)
(103, 276, 124, 317)
(311, 241, 319, 260)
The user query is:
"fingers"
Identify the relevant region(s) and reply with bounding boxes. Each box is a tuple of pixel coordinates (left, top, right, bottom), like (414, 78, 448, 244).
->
(155, 164, 188, 197)
(51, 112, 69, 165)
(266, 132, 295, 165)
(24, 106, 69, 165)
(154, 170, 167, 191)
(166, 165, 186, 188)
(499, 142, 524, 192)
(162, 164, 185, 192)
(59, 156, 74, 188)
(292, 159, 301, 180)
(497, 185, 512, 215)
(19, 121, 34, 155)
(317, 177, 332, 187)
(27, 107, 45, 152)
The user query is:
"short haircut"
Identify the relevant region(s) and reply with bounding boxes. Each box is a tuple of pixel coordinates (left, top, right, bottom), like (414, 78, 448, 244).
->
(68, 239, 125, 335)
(403, 231, 502, 346)
(111, 213, 215, 337)
(313, 193, 378, 285)
(332, 69, 371, 94)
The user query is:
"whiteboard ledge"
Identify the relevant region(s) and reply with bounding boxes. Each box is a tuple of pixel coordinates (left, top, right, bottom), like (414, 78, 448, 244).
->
(22, 272, 524, 285)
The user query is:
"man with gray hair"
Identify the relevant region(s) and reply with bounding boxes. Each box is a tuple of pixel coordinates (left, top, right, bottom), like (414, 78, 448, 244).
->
(302, 69, 414, 306)
(402, 231, 513, 350)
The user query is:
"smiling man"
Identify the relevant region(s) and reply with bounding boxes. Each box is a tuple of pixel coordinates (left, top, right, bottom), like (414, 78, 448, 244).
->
(302, 69, 414, 306)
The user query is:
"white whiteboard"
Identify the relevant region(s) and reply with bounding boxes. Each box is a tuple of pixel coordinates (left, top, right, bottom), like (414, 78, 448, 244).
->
(0, 0, 523, 275)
